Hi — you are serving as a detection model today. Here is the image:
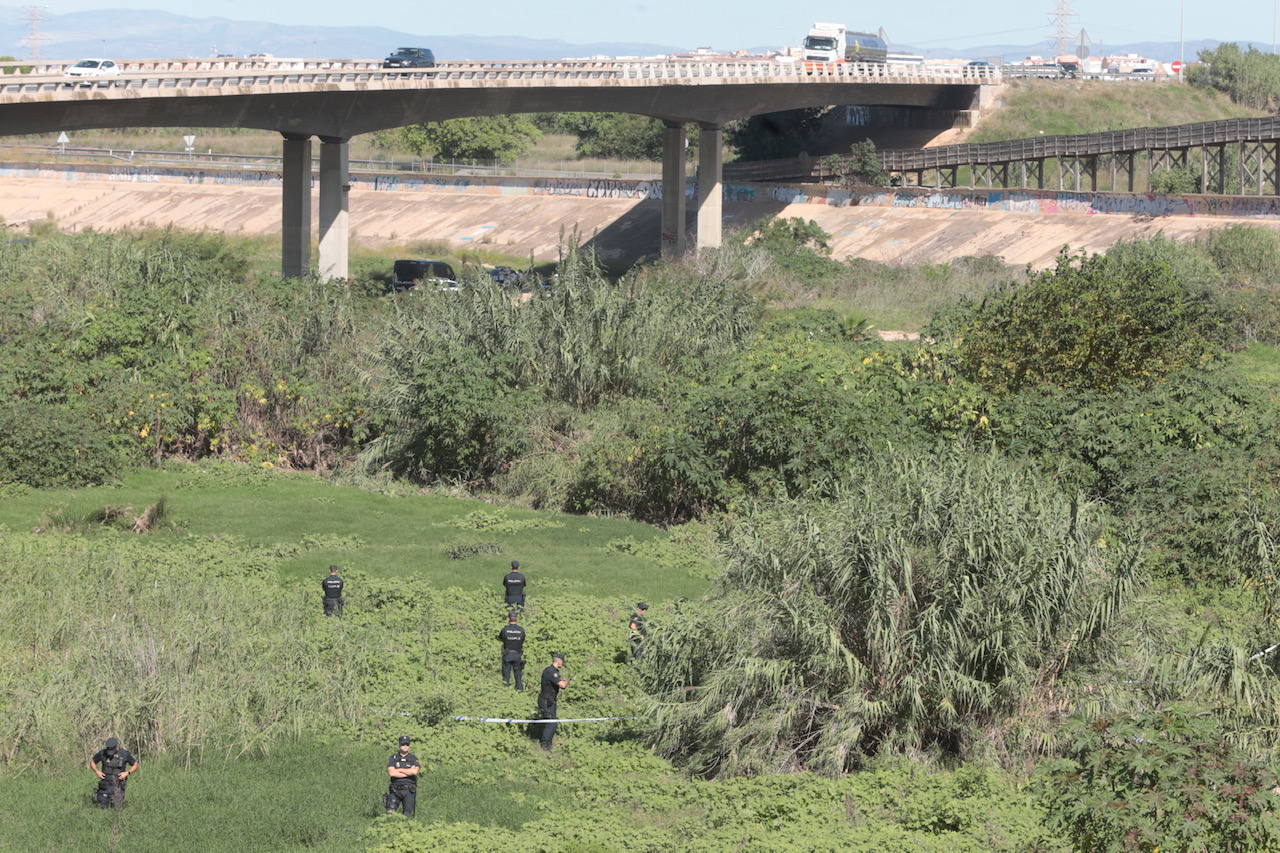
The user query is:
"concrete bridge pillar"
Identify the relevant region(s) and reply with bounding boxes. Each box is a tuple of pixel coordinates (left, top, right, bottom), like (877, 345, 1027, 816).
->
(318, 136, 350, 280)
(660, 121, 687, 257)
(281, 133, 312, 279)
(696, 123, 723, 250)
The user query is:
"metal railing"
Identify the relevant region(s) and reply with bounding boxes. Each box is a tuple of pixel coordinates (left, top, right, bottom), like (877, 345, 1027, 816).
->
(724, 116, 1280, 182)
(0, 59, 998, 99)
(0, 143, 662, 180)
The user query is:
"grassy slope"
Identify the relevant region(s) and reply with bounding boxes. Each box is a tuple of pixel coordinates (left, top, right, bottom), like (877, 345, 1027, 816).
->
(970, 80, 1265, 143)
(0, 465, 1055, 852)
(1234, 342, 1280, 388)
(0, 465, 696, 601)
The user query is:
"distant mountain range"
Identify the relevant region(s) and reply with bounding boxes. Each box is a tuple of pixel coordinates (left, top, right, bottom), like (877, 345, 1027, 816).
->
(0, 7, 682, 61)
(0, 7, 1239, 64)
(906, 39, 1226, 63)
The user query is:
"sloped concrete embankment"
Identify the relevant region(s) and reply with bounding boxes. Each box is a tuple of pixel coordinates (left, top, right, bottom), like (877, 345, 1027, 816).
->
(1, 162, 1277, 269)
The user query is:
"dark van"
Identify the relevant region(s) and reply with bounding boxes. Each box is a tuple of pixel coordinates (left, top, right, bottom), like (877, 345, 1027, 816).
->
(393, 259, 457, 291)
(383, 47, 436, 69)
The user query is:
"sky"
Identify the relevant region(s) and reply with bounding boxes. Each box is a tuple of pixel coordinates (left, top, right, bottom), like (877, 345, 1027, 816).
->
(35, 0, 1280, 49)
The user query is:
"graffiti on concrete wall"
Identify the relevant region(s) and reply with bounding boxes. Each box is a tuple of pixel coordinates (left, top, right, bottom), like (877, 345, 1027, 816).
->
(532, 178, 663, 199)
(6, 160, 1280, 221)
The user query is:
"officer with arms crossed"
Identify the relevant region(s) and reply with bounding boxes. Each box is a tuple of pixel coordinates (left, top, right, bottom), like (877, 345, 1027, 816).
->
(503, 560, 526, 608)
(497, 610, 527, 690)
(385, 736, 420, 818)
(88, 737, 138, 808)
(322, 564, 345, 616)
(536, 651, 569, 752)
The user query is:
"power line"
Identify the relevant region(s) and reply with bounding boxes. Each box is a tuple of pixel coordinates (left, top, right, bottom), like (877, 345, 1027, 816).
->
(21, 5, 50, 62)
(1050, 0, 1079, 55)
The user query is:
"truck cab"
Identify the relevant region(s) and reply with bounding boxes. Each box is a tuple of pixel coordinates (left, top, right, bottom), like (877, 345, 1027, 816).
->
(803, 23, 846, 63)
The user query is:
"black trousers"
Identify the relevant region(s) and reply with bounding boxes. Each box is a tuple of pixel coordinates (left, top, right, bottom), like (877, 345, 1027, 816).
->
(538, 703, 558, 750)
(387, 785, 416, 818)
(94, 776, 126, 808)
(502, 657, 525, 690)
(323, 596, 344, 616)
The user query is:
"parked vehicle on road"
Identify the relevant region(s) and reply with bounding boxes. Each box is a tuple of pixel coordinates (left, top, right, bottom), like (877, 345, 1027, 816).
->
(393, 259, 456, 291)
(383, 48, 436, 69)
(488, 266, 524, 287)
(64, 59, 121, 78)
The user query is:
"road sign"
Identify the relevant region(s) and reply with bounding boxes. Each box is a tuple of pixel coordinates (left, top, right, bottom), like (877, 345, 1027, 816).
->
(56, 131, 69, 144)
(183, 134, 196, 152)
(1171, 60, 1183, 74)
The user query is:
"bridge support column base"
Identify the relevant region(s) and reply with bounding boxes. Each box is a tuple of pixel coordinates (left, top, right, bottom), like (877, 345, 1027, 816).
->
(281, 134, 312, 279)
(319, 137, 350, 281)
(660, 122, 687, 258)
(696, 123, 723, 251)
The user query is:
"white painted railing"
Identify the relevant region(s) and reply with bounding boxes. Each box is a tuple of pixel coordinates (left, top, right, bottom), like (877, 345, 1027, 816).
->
(0, 59, 998, 98)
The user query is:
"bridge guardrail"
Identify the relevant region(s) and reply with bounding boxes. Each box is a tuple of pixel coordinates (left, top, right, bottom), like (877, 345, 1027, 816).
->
(0, 59, 998, 97)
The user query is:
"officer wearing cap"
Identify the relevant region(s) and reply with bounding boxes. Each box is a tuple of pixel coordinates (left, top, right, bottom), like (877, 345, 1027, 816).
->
(503, 561, 526, 608)
(385, 736, 420, 818)
(628, 602, 649, 660)
(322, 564, 345, 616)
(536, 651, 568, 751)
(88, 737, 138, 808)
(497, 611, 526, 690)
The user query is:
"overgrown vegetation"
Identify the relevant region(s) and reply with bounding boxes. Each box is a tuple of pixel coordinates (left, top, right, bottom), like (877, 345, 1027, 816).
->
(641, 451, 1137, 777)
(5, 219, 1280, 850)
(1190, 43, 1280, 110)
(969, 79, 1263, 144)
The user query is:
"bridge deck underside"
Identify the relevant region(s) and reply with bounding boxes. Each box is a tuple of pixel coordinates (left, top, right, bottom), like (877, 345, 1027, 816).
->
(0, 82, 982, 137)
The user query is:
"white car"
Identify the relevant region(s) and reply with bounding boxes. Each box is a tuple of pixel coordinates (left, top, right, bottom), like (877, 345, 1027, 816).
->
(64, 59, 121, 78)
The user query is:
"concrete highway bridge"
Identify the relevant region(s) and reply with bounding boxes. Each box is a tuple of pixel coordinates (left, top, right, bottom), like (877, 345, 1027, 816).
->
(0, 57, 998, 277)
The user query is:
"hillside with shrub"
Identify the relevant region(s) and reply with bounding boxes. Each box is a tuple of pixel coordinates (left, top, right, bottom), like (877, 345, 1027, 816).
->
(969, 78, 1263, 144)
(3, 221, 1280, 849)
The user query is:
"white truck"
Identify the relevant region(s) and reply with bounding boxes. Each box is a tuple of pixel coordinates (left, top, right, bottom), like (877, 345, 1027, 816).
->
(802, 23, 889, 64)
(802, 23, 846, 62)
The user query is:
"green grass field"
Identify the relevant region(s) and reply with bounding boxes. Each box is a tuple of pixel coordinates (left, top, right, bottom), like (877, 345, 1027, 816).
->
(0, 462, 1059, 852)
(0, 464, 697, 601)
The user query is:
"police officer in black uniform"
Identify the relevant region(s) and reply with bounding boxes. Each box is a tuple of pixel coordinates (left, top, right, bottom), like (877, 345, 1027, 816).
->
(385, 736, 420, 818)
(536, 651, 568, 752)
(497, 611, 527, 690)
(88, 737, 138, 808)
(503, 560, 526, 608)
(322, 564, 345, 616)
(628, 601, 649, 660)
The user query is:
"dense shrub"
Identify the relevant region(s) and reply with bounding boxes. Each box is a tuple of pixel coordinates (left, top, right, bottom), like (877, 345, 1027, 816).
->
(359, 346, 532, 484)
(1040, 709, 1280, 852)
(572, 113, 665, 161)
(0, 231, 375, 469)
(1148, 165, 1201, 194)
(1198, 225, 1280, 343)
(0, 400, 121, 487)
(985, 366, 1280, 581)
(736, 217, 847, 284)
(1190, 43, 1280, 110)
(567, 336, 937, 522)
(371, 246, 758, 409)
(396, 116, 542, 163)
(942, 242, 1231, 392)
(639, 450, 1138, 776)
